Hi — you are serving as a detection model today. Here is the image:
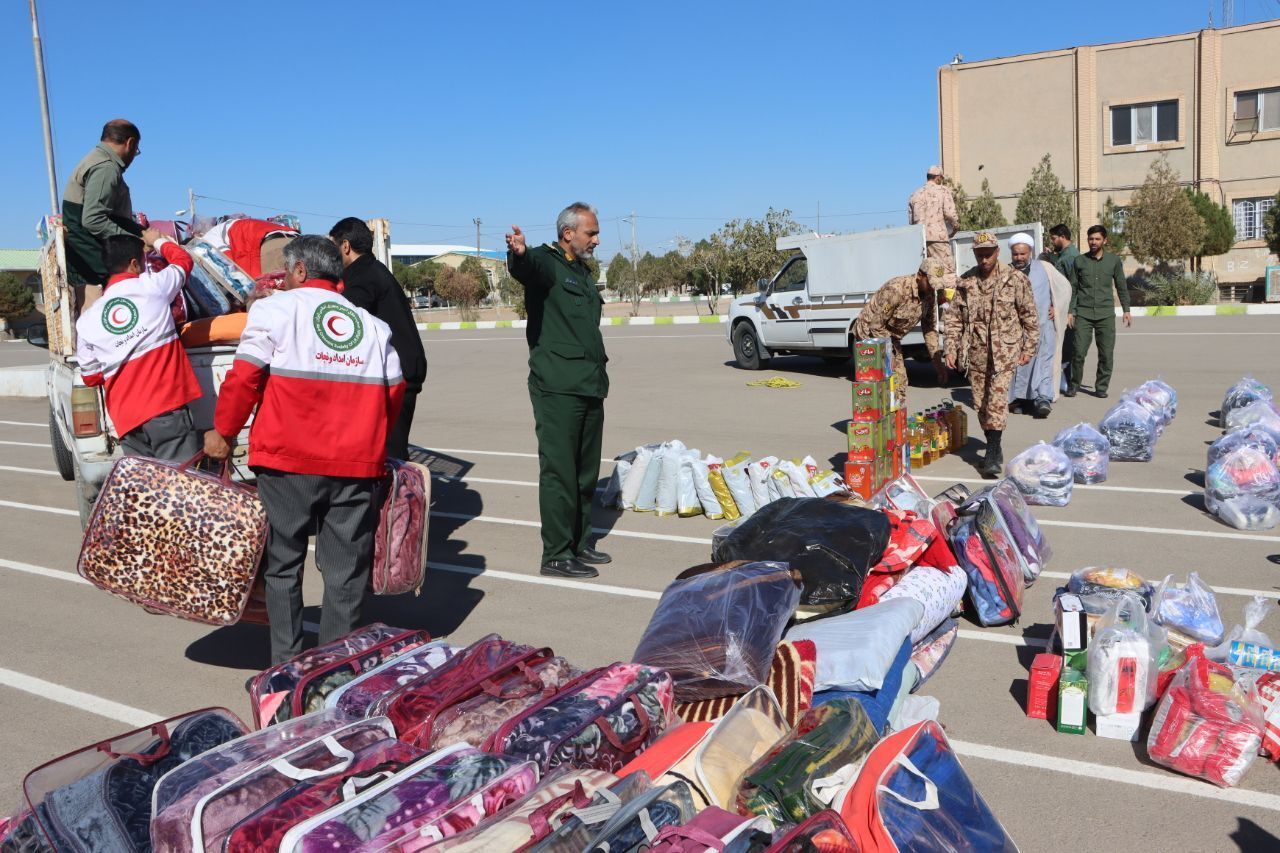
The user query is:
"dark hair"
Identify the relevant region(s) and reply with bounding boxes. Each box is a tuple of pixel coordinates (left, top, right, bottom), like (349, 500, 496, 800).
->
(328, 217, 374, 255)
(1087, 224, 1108, 238)
(283, 234, 345, 282)
(100, 119, 140, 144)
(103, 234, 144, 274)
(1049, 224, 1072, 240)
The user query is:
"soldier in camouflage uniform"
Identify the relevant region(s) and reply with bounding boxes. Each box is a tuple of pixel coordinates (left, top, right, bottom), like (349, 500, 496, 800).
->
(853, 258, 950, 407)
(944, 232, 1040, 478)
(908, 165, 959, 273)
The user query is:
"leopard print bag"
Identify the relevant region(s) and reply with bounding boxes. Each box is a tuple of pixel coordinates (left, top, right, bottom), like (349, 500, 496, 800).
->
(78, 452, 267, 625)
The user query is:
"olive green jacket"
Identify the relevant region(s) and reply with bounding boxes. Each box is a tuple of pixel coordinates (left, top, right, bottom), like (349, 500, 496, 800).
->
(508, 243, 609, 398)
(1068, 250, 1130, 320)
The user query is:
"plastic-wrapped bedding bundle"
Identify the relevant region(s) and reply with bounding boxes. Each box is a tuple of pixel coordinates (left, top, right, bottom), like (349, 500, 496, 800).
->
(722, 453, 758, 518)
(655, 440, 688, 517)
(1099, 400, 1158, 462)
(676, 456, 703, 518)
(1208, 428, 1279, 468)
(1227, 399, 1280, 439)
(621, 445, 656, 510)
(601, 459, 631, 509)
(1204, 445, 1280, 531)
(1052, 422, 1111, 484)
(1004, 442, 1073, 507)
(690, 457, 725, 519)
(1221, 375, 1273, 429)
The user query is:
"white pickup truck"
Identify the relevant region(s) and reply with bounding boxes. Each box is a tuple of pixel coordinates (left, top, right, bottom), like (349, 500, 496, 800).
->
(726, 221, 1046, 370)
(726, 225, 928, 370)
(40, 215, 393, 525)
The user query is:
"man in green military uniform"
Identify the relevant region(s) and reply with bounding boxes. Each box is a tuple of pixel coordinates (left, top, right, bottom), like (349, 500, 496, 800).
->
(507, 203, 610, 578)
(1065, 224, 1131, 399)
(1047, 224, 1080, 389)
(62, 120, 144, 289)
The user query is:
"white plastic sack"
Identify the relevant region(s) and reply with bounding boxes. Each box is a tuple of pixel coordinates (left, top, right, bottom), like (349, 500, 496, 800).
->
(723, 454, 757, 517)
(880, 566, 968, 644)
(677, 458, 702, 517)
(810, 470, 848, 498)
(782, 458, 819, 498)
(747, 456, 779, 509)
(602, 460, 631, 509)
(655, 440, 686, 516)
(1208, 596, 1276, 662)
(771, 468, 797, 499)
(785, 598, 924, 692)
(690, 457, 724, 519)
(1087, 592, 1166, 715)
(623, 445, 655, 510)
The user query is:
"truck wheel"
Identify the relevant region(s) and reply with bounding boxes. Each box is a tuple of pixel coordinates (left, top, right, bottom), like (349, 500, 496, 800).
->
(72, 456, 97, 529)
(732, 324, 768, 370)
(49, 406, 75, 481)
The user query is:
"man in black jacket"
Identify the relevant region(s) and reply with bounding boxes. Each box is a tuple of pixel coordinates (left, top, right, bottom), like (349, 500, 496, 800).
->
(330, 217, 427, 458)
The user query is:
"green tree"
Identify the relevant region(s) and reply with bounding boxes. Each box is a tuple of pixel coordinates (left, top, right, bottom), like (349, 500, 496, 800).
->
(963, 179, 1008, 231)
(1015, 154, 1077, 237)
(434, 265, 486, 321)
(1184, 189, 1235, 270)
(1098, 196, 1128, 254)
(1124, 156, 1205, 269)
(0, 272, 34, 323)
(582, 256, 601, 284)
(495, 274, 526, 319)
(689, 236, 728, 314)
(458, 256, 492, 297)
(942, 176, 971, 233)
(714, 207, 803, 295)
(1267, 189, 1280, 256)
(605, 251, 645, 315)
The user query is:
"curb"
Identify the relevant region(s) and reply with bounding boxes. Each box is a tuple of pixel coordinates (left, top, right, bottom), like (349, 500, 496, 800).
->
(0, 365, 46, 398)
(416, 315, 728, 331)
(1126, 304, 1280, 316)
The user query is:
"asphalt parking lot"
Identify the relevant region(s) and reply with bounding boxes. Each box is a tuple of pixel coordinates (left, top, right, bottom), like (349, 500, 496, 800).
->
(0, 316, 1278, 850)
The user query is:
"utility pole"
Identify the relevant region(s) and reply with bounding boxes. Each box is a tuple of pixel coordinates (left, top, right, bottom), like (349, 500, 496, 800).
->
(188, 188, 197, 228)
(30, 0, 59, 215)
(817, 200, 821, 235)
(629, 211, 639, 300)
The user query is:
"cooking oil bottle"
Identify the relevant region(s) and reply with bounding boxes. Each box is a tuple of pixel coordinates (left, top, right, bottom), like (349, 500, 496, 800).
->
(909, 416, 925, 469)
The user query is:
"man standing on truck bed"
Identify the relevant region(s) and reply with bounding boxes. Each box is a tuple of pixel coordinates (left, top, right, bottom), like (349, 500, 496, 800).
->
(852, 258, 950, 406)
(506, 203, 610, 580)
(75, 229, 201, 462)
(62, 120, 144, 291)
(908, 165, 959, 273)
(330, 217, 427, 459)
(944, 232, 1040, 478)
(204, 235, 405, 664)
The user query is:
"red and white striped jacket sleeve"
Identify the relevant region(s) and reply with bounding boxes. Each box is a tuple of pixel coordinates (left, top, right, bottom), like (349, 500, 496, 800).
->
(214, 300, 274, 438)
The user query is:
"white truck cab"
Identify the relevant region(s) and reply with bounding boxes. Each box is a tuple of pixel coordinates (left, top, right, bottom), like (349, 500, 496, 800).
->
(727, 225, 928, 370)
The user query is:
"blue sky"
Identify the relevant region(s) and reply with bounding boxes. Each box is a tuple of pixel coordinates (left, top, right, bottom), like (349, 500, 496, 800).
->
(2, 1, 1276, 257)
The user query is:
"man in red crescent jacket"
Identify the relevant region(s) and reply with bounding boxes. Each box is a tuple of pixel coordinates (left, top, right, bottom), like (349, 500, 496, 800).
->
(200, 217, 298, 278)
(204, 235, 405, 663)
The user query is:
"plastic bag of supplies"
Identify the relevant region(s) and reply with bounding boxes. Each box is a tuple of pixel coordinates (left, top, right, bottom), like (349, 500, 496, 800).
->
(1004, 441, 1073, 507)
(1052, 422, 1111, 484)
(1204, 445, 1280, 531)
(1099, 400, 1158, 462)
(1087, 593, 1166, 715)
(1221, 376, 1273, 429)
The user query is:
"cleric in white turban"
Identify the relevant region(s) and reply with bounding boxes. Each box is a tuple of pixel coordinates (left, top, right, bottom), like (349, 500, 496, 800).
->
(1008, 232, 1071, 417)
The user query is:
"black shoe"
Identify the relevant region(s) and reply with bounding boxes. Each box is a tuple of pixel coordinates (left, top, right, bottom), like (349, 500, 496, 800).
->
(1062, 385, 1079, 398)
(1008, 400, 1025, 415)
(1033, 399, 1051, 419)
(576, 547, 612, 565)
(1095, 390, 1109, 399)
(540, 559, 599, 578)
(978, 450, 1003, 479)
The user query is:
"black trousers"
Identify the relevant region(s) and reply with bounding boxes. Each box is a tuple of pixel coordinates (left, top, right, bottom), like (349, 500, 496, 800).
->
(120, 406, 199, 462)
(254, 470, 378, 664)
(386, 390, 418, 460)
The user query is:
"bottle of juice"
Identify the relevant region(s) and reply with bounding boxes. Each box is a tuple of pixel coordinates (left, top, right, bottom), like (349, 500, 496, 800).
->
(909, 417, 925, 469)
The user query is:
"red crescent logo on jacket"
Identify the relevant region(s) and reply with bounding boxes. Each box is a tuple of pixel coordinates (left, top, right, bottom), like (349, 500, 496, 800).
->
(313, 301, 364, 352)
(101, 297, 139, 335)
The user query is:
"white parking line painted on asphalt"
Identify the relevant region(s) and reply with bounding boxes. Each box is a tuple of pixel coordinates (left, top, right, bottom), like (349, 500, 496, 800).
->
(1036, 518, 1278, 543)
(0, 439, 50, 449)
(0, 666, 160, 727)
(0, 420, 43, 427)
(0, 499, 76, 516)
(423, 333, 725, 342)
(0, 464, 57, 477)
(0, 558, 89, 585)
(429, 448, 540, 460)
(1123, 331, 1280, 336)
(956, 629, 1048, 649)
(950, 738, 1280, 811)
(430, 511, 713, 545)
(429, 562, 663, 600)
(909, 473, 1196, 497)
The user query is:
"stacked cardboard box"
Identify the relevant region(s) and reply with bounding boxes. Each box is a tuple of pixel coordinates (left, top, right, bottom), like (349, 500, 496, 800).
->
(845, 338, 908, 499)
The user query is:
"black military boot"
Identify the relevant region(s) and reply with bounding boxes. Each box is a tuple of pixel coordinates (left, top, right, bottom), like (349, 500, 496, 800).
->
(979, 429, 1004, 479)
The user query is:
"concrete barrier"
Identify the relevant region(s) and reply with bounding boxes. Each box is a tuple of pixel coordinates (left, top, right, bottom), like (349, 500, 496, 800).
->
(0, 365, 45, 398)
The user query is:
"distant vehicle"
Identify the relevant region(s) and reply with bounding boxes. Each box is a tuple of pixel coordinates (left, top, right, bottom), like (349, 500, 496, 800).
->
(726, 225, 928, 370)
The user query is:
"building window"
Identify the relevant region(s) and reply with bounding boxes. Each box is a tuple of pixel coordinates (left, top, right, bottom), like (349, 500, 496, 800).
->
(1111, 100, 1179, 146)
(1232, 197, 1276, 242)
(1235, 87, 1280, 134)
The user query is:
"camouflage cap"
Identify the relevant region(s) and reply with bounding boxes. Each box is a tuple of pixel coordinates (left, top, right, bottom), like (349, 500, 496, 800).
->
(927, 165, 943, 176)
(918, 258, 948, 289)
(973, 231, 999, 249)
